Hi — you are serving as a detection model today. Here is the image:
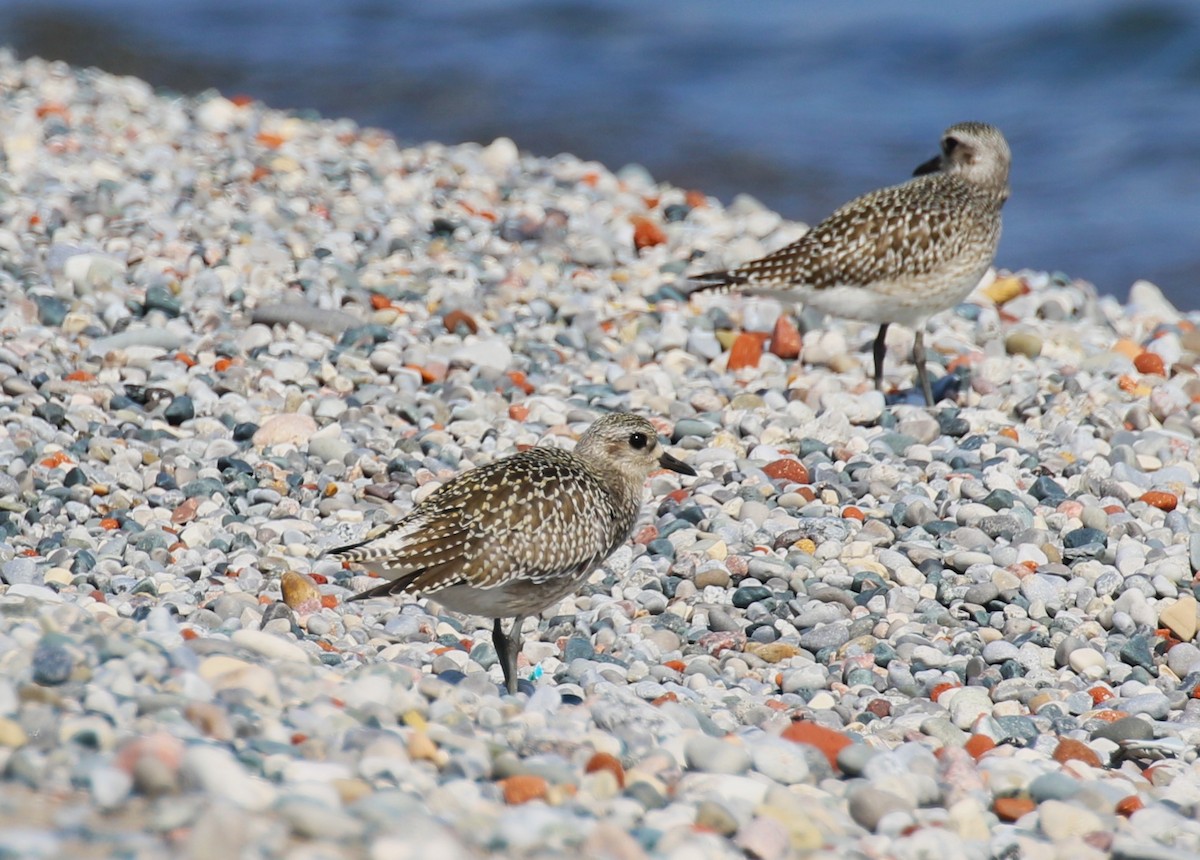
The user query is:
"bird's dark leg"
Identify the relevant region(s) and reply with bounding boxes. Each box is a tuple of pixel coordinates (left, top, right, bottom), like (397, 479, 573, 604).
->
(913, 329, 934, 406)
(873, 324, 889, 391)
(493, 615, 525, 694)
(492, 617, 512, 693)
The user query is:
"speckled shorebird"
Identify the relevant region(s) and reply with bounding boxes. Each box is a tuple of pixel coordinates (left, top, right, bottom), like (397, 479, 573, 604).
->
(689, 121, 1011, 406)
(330, 413, 695, 694)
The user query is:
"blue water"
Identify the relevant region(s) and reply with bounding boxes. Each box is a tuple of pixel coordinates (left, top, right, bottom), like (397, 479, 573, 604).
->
(2, 0, 1198, 309)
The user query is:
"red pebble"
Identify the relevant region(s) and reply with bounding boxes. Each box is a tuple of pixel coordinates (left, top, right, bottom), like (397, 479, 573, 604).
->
(1140, 491, 1178, 512)
(502, 775, 549, 805)
(762, 459, 810, 484)
(584, 753, 625, 788)
(630, 215, 666, 250)
(781, 721, 852, 770)
(727, 332, 763, 370)
(769, 316, 801, 359)
(994, 796, 1035, 822)
(1052, 737, 1102, 768)
(1133, 352, 1166, 376)
(443, 309, 479, 334)
(1115, 795, 1144, 816)
(964, 734, 996, 760)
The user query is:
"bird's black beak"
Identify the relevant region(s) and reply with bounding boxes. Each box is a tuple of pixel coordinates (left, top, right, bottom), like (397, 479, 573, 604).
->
(658, 450, 696, 477)
(912, 154, 942, 177)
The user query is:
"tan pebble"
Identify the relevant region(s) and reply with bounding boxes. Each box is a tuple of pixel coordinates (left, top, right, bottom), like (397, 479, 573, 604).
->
(184, 701, 235, 741)
(252, 413, 318, 447)
(694, 567, 731, 589)
(334, 778, 373, 805)
(0, 717, 28, 747)
(983, 276, 1025, 305)
(1160, 594, 1198, 641)
(746, 642, 800, 664)
(1111, 338, 1142, 360)
(407, 730, 442, 764)
(281, 570, 323, 614)
(827, 353, 860, 374)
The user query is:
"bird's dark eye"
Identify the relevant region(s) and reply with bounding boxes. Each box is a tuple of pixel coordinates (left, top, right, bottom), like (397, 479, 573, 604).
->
(629, 432, 649, 450)
(944, 136, 960, 154)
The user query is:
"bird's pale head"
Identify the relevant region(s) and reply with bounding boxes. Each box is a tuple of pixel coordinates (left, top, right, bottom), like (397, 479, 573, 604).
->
(915, 121, 1011, 200)
(575, 413, 696, 482)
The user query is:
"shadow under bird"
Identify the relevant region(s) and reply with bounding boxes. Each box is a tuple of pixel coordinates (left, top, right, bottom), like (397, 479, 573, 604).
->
(687, 121, 1011, 406)
(328, 412, 695, 694)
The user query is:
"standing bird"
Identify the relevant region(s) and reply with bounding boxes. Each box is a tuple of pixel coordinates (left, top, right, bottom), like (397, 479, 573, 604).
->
(688, 122, 1011, 406)
(329, 413, 695, 694)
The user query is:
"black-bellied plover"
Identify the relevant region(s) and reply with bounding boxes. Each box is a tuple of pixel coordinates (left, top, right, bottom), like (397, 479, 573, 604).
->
(688, 122, 1011, 406)
(331, 413, 695, 694)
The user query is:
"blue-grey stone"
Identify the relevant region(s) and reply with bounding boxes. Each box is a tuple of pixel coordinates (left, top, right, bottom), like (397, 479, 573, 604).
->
(32, 640, 75, 686)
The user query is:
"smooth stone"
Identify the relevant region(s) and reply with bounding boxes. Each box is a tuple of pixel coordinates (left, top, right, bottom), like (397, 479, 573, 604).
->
(1067, 648, 1107, 675)
(1121, 691, 1171, 720)
(684, 735, 752, 775)
(1028, 771, 1082, 802)
(230, 629, 310, 663)
(847, 785, 914, 832)
(750, 738, 812, 786)
(1091, 716, 1154, 744)
(1038, 799, 1104, 841)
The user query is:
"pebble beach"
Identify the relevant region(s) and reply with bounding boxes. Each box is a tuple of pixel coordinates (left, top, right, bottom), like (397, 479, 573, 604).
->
(3, 50, 1200, 859)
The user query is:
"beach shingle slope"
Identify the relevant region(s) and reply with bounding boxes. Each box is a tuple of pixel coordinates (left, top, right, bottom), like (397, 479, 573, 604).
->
(0, 52, 1199, 858)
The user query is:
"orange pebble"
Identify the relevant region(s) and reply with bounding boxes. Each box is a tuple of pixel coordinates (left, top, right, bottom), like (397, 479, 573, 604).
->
(727, 332, 764, 370)
(1052, 737, 1102, 768)
(964, 734, 996, 760)
(1115, 795, 1144, 817)
(501, 775, 549, 805)
(1134, 352, 1166, 376)
(930, 682, 960, 702)
(584, 752, 625, 788)
(630, 216, 667, 250)
(781, 721, 852, 771)
(508, 403, 529, 421)
(762, 459, 810, 484)
(506, 370, 535, 395)
(842, 506, 865, 521)
(443, 309, 479, 334)
(994, 796, 1035, 822)
(1140, 491, 1178, 512)
(769, 315, 802, 360)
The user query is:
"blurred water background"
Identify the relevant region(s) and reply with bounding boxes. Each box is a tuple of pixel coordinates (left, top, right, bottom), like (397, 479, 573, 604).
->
(1, 0, 1197, 309)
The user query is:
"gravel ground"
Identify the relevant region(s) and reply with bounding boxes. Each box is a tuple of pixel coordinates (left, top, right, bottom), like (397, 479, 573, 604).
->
(1, 52, 1200, 860)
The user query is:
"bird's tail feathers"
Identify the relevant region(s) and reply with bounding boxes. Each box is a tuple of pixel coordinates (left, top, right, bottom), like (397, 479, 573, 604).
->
(683, 269, 749, 298)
